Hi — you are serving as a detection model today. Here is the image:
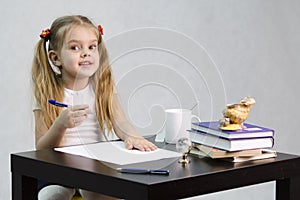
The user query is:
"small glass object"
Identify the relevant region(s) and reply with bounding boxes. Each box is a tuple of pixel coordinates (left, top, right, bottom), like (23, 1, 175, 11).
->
(176, 137, 192, 164)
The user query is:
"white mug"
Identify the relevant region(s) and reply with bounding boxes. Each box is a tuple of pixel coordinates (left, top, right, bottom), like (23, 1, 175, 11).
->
(164, 109, 200, 144)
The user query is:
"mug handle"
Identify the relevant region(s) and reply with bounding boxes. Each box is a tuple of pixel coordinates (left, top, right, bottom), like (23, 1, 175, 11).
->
(191, 114, 201, 122)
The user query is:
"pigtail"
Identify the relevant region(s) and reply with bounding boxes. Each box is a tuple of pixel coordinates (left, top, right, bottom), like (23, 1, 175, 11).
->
(32, 39, 64, 129)
(94, 41, 115, 135)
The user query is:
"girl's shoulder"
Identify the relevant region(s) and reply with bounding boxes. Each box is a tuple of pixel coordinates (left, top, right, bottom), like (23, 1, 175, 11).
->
(32, 95, 41, 111)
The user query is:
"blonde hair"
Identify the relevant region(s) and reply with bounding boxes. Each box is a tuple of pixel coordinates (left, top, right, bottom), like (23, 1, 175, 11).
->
(32, 15, 115, 135)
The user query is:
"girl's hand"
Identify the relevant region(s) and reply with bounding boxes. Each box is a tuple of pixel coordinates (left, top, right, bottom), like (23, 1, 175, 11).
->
(56, 104, 91, 128)
(124, 136, 157, 152)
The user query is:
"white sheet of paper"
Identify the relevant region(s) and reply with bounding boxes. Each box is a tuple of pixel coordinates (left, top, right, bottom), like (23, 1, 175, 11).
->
(55, 141, 181, 165)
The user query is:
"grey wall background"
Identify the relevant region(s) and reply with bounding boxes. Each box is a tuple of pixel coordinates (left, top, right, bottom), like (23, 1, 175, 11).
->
(1, 0, 299, 199)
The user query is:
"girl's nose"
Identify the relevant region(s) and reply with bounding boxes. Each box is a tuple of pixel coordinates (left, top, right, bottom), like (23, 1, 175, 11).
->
(81, 49, 90, 57)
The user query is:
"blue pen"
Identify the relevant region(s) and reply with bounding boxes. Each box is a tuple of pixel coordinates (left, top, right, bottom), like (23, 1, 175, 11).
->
(116, 168, 169, 175)
(48, 99, 69, 107)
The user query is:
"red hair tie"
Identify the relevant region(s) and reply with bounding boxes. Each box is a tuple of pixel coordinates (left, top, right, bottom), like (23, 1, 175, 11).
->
(98, 25, 104, 35)
(40, 29, 51, 40)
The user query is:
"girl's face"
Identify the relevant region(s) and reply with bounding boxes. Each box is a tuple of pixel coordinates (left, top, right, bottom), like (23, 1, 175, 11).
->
(58, 25, 100, 88)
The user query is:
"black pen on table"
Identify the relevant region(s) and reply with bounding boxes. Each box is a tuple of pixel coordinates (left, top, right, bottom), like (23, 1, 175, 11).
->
(117, 168, 170, 175)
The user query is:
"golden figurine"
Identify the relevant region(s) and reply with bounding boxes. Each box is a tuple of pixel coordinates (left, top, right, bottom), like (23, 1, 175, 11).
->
(220, 97, 256, 130)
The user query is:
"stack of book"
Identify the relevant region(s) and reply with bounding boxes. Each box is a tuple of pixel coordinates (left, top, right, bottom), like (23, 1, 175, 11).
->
(189, 121, 276, 162)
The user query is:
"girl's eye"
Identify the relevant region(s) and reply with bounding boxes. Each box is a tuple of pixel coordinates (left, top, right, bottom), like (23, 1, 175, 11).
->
(90, 44, 97, 50)
(70, 46, 80, 51)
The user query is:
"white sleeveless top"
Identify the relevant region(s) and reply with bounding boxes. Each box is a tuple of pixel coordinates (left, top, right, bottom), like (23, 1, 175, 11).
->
(34, 84, 118, 147)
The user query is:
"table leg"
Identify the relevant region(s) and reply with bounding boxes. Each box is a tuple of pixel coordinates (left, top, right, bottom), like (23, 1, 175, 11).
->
(12, 172, 37, 200)
(276, 176, 300, 200)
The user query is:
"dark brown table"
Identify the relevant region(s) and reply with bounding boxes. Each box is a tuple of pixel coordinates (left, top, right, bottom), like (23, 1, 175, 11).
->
(11, 141, 300, 200)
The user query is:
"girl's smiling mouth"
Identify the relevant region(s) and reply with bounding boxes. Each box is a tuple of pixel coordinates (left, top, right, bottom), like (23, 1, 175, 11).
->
(79, 61, 92, 67)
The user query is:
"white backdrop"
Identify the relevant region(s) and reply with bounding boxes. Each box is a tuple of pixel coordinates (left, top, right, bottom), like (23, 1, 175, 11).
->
(1, 0, 299, 199)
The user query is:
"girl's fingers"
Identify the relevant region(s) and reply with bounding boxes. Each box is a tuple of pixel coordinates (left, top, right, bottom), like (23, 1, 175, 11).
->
(70, 104, 89, 111)
(60, 105, 90, 128)
(125, 137, 157, 151)
(125, 143, 134, 150)
(69, 105, 91, 120)
(72, 115, 88, 126)
(72, 109, 90, 117)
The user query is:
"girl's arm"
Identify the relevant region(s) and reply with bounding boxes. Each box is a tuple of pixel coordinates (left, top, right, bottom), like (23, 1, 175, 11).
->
(34, 105, 90, 150)
(111, 94, 157, 151)
(34, 110, 67, 150)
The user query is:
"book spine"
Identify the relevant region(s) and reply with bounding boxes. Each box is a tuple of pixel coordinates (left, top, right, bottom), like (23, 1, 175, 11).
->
(190, 129, 274, 141)
(189, 130, 274, 151)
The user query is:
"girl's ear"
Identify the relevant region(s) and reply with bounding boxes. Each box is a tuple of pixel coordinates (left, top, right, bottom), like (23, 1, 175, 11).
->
(48, 50, 62, 66)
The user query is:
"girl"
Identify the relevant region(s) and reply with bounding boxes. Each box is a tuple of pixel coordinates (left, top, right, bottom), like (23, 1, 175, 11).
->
(32, 15, 157, 200)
